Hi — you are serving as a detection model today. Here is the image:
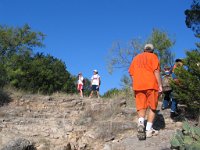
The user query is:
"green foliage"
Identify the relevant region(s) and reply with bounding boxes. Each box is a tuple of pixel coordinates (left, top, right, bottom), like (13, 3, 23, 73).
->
(0, 24, 44, 59)
(0, 62, 7, 88)
(185, 0, 200, 37)
(102, 88, 121, 98)
(120, 75, 132, 89)
(5, 52, 76, 94)
(171, 50, 200, 110)
(107, 38, 143, 74)
(171, 121, 200, 150)
(107, 29, 175, 92)
(107, 28, 175, 75)
(82, 78, 92, 97)
(0, 89, 11, 106)
(0, 24, 77, 94)
(148, 29, 175, 68)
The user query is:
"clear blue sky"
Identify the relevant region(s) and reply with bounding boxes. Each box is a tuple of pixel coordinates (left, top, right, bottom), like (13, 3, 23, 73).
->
(0, 0, 198, 94)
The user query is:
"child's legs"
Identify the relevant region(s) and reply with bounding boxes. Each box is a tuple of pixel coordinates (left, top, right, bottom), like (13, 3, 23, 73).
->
(80, 89, 83, 97)
(171, 98, 177, 112)
(162, 91, 171, 108)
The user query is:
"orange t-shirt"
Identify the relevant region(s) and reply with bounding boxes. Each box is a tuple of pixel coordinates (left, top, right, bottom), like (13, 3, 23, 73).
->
(129, 52, 160, 91)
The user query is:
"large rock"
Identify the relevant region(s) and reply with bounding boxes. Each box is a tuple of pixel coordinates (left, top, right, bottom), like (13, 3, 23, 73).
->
(1, 138, 35, 150)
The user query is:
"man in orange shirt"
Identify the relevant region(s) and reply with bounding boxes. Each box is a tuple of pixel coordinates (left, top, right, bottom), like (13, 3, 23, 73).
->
(129, 44, 162, 140)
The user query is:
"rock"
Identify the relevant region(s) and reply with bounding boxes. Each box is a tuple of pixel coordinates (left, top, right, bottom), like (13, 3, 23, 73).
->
(43, 96, 53, 101)
(175, 122, 183, 128)
(119, 99, 126, 107)
(103, 144, 112, 150)
(64, 143, 72, 150)
(36, 144, 48, 150)
(121, 108, 137, 115)
(104, 136, 115, 142)
(1, 138, 35, 150)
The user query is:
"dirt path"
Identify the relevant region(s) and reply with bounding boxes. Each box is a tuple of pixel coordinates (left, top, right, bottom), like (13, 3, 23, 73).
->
(0, 93, 182, 150)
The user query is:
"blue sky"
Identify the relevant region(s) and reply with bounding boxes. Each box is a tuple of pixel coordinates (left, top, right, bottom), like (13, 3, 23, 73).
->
(0, 0, 198, 94)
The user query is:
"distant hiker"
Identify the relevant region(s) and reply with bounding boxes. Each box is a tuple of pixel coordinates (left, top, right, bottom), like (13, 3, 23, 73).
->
(77, 72, 84, 98)
(129, 44, 162, 140)
(161, 66, 173, 110)
(170, 59, 183, 119)
(89, 70, 101, 98)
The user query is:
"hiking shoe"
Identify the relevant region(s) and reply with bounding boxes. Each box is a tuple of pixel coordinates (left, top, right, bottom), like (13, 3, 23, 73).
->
(146, 128, 159, 138)
(137, 123, 146, 140)
(137, 123, 145, 133)
(170, 111, 179, 119)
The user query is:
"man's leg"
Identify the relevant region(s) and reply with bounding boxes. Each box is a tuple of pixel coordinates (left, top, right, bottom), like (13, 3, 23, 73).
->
(137, 109, 146, 125)
(135, 91, 147, 140)
(146, 90, 159, 138)
(146, 109, 156, 130)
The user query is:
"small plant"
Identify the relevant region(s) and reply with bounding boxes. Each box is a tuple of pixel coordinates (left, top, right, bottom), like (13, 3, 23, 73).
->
(170, 121, 200, 149)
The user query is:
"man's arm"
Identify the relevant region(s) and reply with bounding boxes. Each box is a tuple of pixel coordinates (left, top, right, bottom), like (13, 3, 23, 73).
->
(154, 69, 162, 92)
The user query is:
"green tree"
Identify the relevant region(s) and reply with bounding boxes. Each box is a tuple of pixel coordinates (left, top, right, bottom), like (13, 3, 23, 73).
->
(82, 78, 92, 97)
(0, 62, 7, 88)
(175, 0, 200, 125)
(148, 29, 175, 68)
(0, 24, 45, 87)
(4, 51, 32, 89)
(185, 0, 200, 49)
(185, 0, 200, 37)
(171, 50, 200, 125)
(5, 52, 77, 94)
(102, 88, 121, 98)
(107, 29, 175, 73)
(0, 24, 77, 94)
(0, 24, 44, 59)
(107, 28, 175, 87)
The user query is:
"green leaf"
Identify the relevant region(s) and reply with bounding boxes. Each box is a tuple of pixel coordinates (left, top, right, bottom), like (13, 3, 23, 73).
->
(171, 134, 182, 147)
(184, 135, 194, 145)
(194, 126, 200, 137)
(183, 121, 191, 135)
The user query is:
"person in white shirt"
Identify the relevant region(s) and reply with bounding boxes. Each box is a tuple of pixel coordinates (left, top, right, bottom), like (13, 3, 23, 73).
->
(77, 72, 84, 98)
(89, 70, 101, 98)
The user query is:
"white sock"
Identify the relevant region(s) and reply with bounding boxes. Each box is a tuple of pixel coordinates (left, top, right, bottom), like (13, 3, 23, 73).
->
(146, 122, 153, 131)
(138, 117, 145, 125)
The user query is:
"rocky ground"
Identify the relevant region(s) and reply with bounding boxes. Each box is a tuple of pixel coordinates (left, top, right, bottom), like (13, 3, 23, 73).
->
(0, 92, 184, 150)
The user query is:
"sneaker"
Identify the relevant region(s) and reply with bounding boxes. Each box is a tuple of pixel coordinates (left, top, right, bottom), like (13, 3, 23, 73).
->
(146, 128, 159, 138)
(137, 123, 145, 133)
(137, 123, 146, 140)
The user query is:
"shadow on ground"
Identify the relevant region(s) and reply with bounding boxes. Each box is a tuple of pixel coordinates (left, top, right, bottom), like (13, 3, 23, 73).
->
(0, 89, 11, 107)
(153, 110, 166, 130)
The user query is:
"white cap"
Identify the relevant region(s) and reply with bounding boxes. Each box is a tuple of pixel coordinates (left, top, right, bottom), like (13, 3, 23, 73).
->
(93, 69, 98, 73)
(144, 44, 154, 50)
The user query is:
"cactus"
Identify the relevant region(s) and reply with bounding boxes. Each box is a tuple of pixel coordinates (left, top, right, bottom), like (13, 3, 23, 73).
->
(182, 121, 191, 135)
(170, 121, 200, 150)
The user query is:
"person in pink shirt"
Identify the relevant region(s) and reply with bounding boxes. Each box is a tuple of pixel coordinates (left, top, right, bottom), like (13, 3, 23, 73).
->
(77, 72, 84, 98)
